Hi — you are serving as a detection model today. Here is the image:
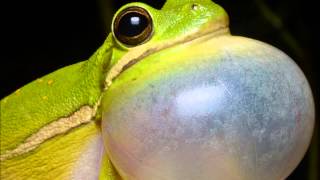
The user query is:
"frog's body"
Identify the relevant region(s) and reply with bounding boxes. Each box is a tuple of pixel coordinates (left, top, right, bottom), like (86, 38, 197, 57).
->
(0, 37, 118, 179)
(0, 0, 314, 180)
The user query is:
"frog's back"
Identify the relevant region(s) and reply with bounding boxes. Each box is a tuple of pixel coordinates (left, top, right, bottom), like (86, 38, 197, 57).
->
(1, 60, 98, 153)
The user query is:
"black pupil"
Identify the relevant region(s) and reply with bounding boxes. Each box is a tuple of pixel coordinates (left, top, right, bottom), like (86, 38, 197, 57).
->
(118, 12, 149, 37)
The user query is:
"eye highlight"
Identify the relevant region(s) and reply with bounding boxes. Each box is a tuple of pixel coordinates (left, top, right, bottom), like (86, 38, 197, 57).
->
(113, 6, 153, 46)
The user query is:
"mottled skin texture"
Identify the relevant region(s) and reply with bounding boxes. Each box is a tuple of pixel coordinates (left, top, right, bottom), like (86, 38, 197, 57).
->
(0, 0, 229, 179)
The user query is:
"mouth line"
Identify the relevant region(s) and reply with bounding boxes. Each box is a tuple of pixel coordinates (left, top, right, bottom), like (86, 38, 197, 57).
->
(104, 26, 229, 89)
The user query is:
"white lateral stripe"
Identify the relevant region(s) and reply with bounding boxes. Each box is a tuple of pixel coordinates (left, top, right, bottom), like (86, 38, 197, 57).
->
(0, 105, 96, 161)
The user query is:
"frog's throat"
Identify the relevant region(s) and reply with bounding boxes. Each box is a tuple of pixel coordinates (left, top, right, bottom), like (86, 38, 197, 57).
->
(0, 100, 101, 161)
(104, 22, 230, 88)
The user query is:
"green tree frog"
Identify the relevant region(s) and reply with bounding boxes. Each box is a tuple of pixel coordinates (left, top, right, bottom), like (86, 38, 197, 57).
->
(0, 0, 314, 180)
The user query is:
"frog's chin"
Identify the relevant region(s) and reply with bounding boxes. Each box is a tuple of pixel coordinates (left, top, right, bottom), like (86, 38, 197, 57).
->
(104, 25, 230, 88)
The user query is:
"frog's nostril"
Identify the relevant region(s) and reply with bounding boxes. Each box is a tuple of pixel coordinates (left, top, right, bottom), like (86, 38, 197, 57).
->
(191, 4, 199, 10)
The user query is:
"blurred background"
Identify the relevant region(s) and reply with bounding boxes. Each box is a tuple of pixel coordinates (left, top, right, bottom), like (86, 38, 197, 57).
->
(1, 0, 319, 179)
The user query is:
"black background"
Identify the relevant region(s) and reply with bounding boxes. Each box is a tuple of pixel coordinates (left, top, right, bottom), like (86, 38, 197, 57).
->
(1, 0, 319, 179)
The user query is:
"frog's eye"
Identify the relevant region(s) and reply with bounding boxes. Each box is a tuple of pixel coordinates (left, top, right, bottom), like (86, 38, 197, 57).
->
(113, 6, 153, 46)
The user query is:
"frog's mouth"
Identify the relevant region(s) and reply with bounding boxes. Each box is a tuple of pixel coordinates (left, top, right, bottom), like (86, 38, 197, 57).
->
(104, 22, 230, 88)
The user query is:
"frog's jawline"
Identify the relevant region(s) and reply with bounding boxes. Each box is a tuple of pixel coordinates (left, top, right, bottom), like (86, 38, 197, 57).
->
(121, 28, 229, 73)
(104, 25, 230, 88)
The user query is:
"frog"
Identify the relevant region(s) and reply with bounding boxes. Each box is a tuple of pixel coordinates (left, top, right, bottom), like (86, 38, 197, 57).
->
(0, 0, 315, 180)
(0, 0, 229, 179)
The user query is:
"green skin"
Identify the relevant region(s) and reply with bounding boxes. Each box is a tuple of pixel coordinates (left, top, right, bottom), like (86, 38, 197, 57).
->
(0, 0, 229, 179)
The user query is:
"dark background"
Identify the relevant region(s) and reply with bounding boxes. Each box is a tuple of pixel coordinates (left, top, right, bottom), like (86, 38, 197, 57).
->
(1, 0, 319, 179)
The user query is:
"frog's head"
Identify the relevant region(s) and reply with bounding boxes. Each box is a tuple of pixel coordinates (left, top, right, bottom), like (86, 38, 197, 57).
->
(112, 0, 229, 47)
(106, 0, 229, 83)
